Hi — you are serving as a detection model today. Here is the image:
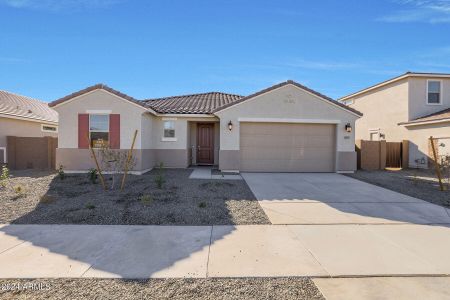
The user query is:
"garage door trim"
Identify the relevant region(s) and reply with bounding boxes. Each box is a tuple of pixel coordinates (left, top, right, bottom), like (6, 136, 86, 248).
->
(238, 117, 341, 124)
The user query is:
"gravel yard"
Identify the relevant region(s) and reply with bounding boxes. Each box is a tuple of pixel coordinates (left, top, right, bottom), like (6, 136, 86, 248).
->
(0, 169, 269, 225)
(0, 278, 324, 300)
(346, 168, 450, 208)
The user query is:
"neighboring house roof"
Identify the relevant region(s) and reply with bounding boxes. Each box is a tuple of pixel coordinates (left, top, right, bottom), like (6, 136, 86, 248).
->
(339, 72, 450, 101)
(213, 80, 363, 116)
(143, 92, 243, 114)
(399, 108, 450, 126)
(49, 80, 362, 116)
(0, 90, 58, 124)
(49, 84, 145, 109)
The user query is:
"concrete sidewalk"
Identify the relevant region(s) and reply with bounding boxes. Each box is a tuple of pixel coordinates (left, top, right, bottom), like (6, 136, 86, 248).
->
(1, 224, 450, 278)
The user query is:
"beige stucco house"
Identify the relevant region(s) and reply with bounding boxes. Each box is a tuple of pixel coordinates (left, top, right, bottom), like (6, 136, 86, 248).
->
(49, 80, 361, 174)
(340, 72, 450, 168)
(0, 90, 58, 164)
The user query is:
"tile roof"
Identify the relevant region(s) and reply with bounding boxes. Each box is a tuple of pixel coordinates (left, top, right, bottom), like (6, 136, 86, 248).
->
(49, 84, 144, 108)
(214, 80, 363, 116)
(399, 108, 450, 125)
(143, 92, 243, 114)
(0, 90, 58, 123)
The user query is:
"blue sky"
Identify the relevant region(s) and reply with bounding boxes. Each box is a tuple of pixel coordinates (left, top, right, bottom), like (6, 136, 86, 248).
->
(0, 0, 449, 102)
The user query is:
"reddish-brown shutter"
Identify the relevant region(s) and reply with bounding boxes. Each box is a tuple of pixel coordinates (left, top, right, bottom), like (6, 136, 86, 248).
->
(78, 114, 89, 149)
(109, 114, 120, 149)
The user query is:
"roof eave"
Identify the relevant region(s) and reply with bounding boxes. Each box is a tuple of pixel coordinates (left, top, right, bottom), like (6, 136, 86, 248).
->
(399, 118, 450, 126)
(339, 72, 450, 101)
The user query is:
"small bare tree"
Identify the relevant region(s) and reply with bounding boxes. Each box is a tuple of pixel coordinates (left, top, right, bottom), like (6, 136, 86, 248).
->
(97, 145, 136, 190)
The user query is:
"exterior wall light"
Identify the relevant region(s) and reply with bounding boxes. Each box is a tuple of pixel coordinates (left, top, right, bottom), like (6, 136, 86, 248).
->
(345, 123, 352, 133)
(228, 120, 233, 131)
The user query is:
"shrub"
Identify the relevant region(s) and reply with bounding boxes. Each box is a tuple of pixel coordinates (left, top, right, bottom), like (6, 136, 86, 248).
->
(0, 165, 9, 188)
(85, 203, 95, 210)
(13, 185, 25, 196)
(155, 162, 165, 189)
(58, 165, 65, 180)
(139, 194, 153, 205)
(88, 168, 98, 184)
(98, 145, 136, 190)
(198, 202, 207, 208)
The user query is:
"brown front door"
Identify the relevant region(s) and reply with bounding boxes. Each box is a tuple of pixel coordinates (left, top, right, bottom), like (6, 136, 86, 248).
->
(197, 123, 214, 165)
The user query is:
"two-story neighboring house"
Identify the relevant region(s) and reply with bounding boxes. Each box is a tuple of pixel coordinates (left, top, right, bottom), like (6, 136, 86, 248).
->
(339, 72, 450, 168)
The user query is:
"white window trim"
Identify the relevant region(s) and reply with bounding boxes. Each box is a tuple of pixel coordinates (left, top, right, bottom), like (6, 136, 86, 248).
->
(89, 114, 110, 148)
(368, 128, 381, 141)
(161, 137, 178, 142)
(0, 147, 6, 163)
(41, 124, 58, 133)
(426, 79, 443, 105)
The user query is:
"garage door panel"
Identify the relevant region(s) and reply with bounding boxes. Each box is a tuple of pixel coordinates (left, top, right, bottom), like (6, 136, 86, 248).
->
(239, 122, 335, 172)
(240, 147, 334, 161)
(240, 123, 334, 136)
(240, 135, 335, 148)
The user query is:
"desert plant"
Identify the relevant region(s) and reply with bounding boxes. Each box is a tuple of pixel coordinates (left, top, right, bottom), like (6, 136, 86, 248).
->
(139, 194, 153, 205)
(155, 162, 165, 189)
(88, 168, 98, 184)
(85, 203, 95, 210)
(0, 165, 9, 188)
(13, 184, 25, 197)
(57, 165, 65, 180)
(98, 145, 136, 190)
(198, 201, 207, 208)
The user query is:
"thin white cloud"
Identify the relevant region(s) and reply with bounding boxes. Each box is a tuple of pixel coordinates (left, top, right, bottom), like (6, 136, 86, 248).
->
(0, 0, 123, 11)
(285, 59, 361, 71)
(378, 0, 450, 23)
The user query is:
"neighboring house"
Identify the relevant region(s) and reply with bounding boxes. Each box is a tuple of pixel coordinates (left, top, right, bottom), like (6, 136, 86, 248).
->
(0, 90, 58, 164)
(339, 72, 450, 168)
(48, 80, 361, 174)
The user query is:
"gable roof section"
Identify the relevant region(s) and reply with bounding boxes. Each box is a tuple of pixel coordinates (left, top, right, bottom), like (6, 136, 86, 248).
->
(0, 90, 58, 124)
(48, 84, 147, 109)
(339, 72, 450, 101)
(213, 80, 363, 116)
(399, 108, 450, 126)
(143, 92, 243, 114)
(48, 80, 362, 116)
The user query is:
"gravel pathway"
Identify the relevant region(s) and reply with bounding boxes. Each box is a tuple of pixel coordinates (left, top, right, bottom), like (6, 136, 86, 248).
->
(0, 278, 324, 300)
(346, 169, 450, 208)
(0, 169, 270, 225)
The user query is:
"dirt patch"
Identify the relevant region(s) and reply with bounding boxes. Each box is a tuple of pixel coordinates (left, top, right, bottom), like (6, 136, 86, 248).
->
(0, 278, 324, 300)
(346, 169, 450, 208)
(0, 169, 270, 225)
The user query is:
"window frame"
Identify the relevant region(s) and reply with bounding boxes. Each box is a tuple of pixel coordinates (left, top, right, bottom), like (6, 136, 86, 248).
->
(41, 124, 58, 133)
(162, 118, 177, 142)
(89, 114, 110, 148)
(426, 79, 443, 105)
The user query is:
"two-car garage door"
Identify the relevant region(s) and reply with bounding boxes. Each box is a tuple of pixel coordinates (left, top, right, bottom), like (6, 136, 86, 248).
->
(240, 122, 336, 172)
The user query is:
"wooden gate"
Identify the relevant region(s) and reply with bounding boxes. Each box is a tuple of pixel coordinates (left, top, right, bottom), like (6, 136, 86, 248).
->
(386, 142, 402, 168)
(6, 136, 57, 170)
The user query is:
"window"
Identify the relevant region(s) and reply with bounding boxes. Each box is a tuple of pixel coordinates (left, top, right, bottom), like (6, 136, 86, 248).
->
(427, 80, 442, 105)
(89, 114, 109, 148)
(163, 120, 176, 138)
(41, 124, 58, 133)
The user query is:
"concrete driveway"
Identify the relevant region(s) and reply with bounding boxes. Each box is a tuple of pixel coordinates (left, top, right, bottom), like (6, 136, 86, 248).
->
(242, 173, 450, 225)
